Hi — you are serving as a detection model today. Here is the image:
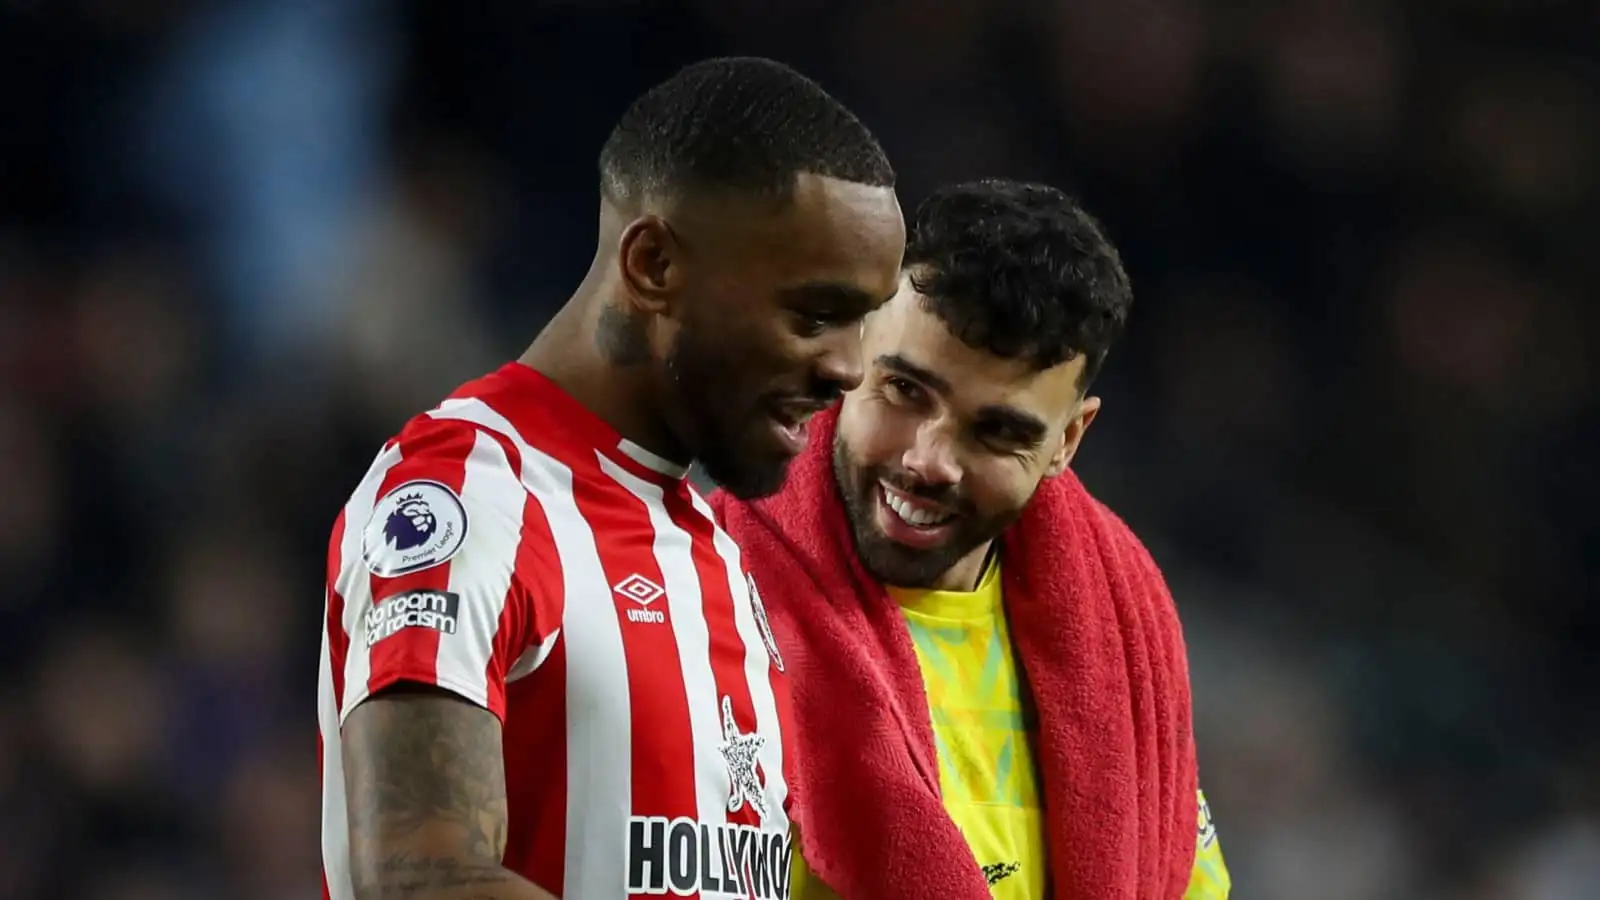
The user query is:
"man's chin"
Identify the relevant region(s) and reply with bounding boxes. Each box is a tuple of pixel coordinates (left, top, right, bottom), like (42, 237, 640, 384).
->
(854, 532, 957, 590)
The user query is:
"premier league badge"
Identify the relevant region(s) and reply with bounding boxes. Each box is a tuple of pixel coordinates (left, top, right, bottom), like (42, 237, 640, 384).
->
(361, 479, 469, 577)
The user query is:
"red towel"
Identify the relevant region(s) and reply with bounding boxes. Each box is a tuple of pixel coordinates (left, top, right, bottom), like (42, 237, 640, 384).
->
(710, 407, 1198, 899)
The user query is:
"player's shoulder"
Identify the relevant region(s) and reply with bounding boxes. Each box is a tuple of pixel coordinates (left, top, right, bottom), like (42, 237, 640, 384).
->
(348, 404, 540, 580)
(373, 408, 515, 486)
(423, 368, 600, 471)
(381, 370, 568, 473)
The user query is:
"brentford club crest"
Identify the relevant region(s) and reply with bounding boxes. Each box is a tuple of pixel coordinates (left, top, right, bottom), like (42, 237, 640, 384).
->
(718, 695, 769, 820)
(745, 574, 783, 672)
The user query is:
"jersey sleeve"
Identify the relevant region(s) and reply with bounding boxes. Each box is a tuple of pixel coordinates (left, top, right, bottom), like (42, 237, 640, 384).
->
(332, 416, 563, 725)
(1183, 789, 1232, 899)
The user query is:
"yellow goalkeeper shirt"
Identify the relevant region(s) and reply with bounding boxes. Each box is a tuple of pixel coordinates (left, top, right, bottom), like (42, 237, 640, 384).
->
(790, 555, 1230, 898)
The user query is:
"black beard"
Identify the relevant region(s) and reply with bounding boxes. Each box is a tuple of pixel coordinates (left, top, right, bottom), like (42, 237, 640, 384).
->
(832, 434, 1022, 589)
(663, 328, 791, 500)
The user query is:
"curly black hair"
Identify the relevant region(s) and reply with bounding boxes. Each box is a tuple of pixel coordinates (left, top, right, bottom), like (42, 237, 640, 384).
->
(599, 57, 894, 205)
(905, 179, 1132, 387)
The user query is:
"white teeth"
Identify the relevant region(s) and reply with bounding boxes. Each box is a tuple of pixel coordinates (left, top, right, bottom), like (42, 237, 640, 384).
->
(882, 487, 953, 527)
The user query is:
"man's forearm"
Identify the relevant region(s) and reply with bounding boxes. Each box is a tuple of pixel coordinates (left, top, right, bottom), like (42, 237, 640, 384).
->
(356, 852, 557, 900)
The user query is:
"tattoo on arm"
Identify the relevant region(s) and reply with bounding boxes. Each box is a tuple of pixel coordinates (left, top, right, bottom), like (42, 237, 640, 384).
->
(344, 688, 526, 898)
(595, 304, 651, 365)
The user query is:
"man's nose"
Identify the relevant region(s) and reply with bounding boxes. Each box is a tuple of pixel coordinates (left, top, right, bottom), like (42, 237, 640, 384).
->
(813, 323, 865, 392)
(901, 422, 961, 486)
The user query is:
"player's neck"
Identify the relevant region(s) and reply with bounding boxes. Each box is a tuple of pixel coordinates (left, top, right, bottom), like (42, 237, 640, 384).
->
(520, 298, 690, 467)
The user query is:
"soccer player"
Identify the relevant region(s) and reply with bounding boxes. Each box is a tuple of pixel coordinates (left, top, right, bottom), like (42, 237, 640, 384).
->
(316, 58, 904, 900)
(713, 180, 1230, 898)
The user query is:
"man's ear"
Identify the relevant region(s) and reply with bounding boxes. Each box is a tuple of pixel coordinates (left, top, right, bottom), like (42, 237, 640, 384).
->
(1046, 395, 1101, 477)
(617, 215, 684, 316)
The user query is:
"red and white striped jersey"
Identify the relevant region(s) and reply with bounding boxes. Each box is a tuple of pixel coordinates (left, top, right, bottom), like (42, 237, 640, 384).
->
(318, 362, 796, 900)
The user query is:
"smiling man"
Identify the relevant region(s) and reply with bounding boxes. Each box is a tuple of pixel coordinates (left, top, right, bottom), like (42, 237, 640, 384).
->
(713, 180, 1229, 899)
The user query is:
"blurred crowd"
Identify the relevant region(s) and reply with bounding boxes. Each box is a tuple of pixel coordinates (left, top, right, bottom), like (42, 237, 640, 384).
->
(2, 1, 1595, 898)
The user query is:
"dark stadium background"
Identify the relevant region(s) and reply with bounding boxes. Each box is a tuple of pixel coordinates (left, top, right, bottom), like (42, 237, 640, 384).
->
(2, 2, 1595, 897)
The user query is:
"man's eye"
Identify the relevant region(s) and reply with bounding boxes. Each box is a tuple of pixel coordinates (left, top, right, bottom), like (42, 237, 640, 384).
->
(794, 315, 829, 337)
(976, 422, 1036, 454)
(883, 376, 923, 403)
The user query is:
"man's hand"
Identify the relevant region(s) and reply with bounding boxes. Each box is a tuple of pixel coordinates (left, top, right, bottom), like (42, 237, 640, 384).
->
(343, 685, 558, 900)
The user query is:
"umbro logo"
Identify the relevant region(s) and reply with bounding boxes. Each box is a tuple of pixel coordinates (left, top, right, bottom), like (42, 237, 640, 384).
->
(614, 573, 666, 624)
(614, 573, 664, 605)
(982, 861, 1021, 886)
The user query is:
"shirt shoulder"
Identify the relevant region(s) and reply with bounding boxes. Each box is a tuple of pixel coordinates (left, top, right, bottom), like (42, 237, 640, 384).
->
(437, 369, 602, 465)
(333, 399, 589, 625)
(329, 408, 569, 722)
(353, 413, 530, 576)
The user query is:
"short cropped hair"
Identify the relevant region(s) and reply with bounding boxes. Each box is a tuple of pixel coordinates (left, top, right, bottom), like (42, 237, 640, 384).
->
(599, 57, 894, 204)
(906, 179, 1132, 386)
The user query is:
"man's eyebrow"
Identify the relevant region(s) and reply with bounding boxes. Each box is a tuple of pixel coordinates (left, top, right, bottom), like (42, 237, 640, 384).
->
(976, 405, 1049, 445)
(876, 353, 951, 395)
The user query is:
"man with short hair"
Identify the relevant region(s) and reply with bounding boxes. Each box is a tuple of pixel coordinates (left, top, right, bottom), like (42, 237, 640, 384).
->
(317, 57, 905, 900)
(714, 180, 1230, 899)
